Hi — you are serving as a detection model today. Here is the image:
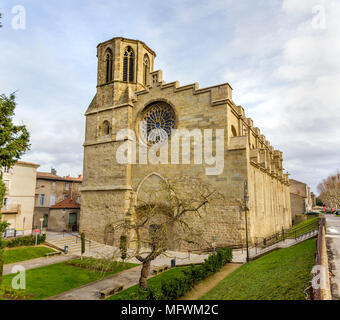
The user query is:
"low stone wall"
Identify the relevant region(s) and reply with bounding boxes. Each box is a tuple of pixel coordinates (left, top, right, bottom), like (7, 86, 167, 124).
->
(312, 218, 332, 300)
(320, 223, 332, 300)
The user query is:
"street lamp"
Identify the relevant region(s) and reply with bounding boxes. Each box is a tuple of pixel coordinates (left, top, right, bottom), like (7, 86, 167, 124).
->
(212, 236, 216, 253)
(244, 180, 249, 262)
(39, 218, 44, 235)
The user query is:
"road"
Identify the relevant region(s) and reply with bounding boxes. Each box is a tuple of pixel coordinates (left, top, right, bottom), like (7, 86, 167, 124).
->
(325, 215, 340, 300)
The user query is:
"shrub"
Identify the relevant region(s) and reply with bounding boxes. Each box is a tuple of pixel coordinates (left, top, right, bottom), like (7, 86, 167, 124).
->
(147, 247, 233, 300)
(0, 286, 33, 300)
(81, 232, 86, 255)
(2, 234, 46, 248)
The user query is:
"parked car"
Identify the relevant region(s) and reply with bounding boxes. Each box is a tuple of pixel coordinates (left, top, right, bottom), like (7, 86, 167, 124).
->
(305, 211, 320, 215)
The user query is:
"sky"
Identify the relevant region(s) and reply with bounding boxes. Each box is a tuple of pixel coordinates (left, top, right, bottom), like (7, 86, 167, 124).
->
(0, 0, 339, 193)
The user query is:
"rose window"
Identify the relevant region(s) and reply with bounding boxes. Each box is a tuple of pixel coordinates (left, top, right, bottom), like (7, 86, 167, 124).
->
(140, 103, 176, 144)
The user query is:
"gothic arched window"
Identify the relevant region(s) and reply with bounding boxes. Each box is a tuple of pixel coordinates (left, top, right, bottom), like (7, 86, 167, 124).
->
(123, 46, 135, 82)
(143, 54, 150, 86)
(140, 102, 176, 144)
(103, 121, 110, 136)
(105, 48, 113, 83)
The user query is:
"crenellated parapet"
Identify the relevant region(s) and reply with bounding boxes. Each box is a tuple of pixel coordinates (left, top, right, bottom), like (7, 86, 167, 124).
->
(135, 72, 233, 107)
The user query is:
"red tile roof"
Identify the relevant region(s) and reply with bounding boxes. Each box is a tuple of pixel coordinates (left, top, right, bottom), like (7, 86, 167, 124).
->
(50, 198, 80, 209)
(37, 172, 82, 182)
(17, 160, 40, 168)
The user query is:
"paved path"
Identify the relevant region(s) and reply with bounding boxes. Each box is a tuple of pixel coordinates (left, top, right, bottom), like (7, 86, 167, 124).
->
(47, 265, 144, 300)
(45, 232, 210, 266)
(3, 254, 78, 275)
(325, 215, 340, 300)
(45, 250, 210, 300)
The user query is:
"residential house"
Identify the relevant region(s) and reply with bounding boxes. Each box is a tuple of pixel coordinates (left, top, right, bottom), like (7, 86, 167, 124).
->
(33, 169, 82, 232)
(1, 161, 40, 236)
(289, 179, 313, 221)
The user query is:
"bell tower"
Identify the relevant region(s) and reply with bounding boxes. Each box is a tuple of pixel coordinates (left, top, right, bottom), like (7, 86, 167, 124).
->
(80, 37, 156, 244)
(96, 37, 156, 108)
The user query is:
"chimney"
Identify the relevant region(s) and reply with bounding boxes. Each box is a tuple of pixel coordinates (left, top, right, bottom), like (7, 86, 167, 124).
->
(51, 167, 57, 175)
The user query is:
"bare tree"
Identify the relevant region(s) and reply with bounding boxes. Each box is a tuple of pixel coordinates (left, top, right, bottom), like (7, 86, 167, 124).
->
(317, 172, 340, 209)
(112, 176, 221, 289)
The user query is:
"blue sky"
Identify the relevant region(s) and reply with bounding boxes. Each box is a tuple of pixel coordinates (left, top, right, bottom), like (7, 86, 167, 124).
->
(0, 0, 339, 193)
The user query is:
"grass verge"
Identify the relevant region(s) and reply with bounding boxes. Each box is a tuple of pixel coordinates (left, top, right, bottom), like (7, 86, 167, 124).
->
(107, 267, 190, 300)
(285, 217, 318, 238)
(1, 261, 138, 300)
(3, 246, 55, 264)
(200, 239, 316, 300)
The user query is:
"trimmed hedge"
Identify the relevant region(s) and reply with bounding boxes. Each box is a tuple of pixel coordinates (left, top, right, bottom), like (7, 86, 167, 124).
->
(2, 234, 46, 248)
(66, 257, 137, 272)
(139, 247, 232, 300)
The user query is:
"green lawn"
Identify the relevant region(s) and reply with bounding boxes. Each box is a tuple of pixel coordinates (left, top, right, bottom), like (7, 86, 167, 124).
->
(108, 266, 190, 300)
(200, 239, 316, 300)
(1, 261, 138, 300)
(291, 217, 318, 230)
(3, 246, 55, 264)
(285, 217, 318, 238)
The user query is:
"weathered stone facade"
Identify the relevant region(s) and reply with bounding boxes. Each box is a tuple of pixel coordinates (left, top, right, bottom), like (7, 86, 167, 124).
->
(80, 37, 292, 249)
(289, 179, 313, 221)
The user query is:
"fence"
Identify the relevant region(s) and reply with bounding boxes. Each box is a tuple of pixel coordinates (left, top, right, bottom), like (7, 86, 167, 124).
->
(253, 218, 319, 251)
(2, 228, 32, 238)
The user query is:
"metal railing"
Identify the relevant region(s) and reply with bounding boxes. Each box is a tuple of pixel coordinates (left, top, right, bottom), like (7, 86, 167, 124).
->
(253, 219, 319, 251)
(1, 204, 21, 214)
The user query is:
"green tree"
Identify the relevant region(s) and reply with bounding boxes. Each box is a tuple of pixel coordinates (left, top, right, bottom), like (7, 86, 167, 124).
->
(0, 93, 30, 284)
(81, 232, 85, 259)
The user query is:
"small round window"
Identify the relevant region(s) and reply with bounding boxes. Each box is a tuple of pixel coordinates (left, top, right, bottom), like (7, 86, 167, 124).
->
(140, 102, 176, 144)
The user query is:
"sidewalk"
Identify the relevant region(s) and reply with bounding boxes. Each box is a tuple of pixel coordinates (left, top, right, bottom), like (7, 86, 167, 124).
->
(3, 254, 78, 275)
(325, 215, 340, 300)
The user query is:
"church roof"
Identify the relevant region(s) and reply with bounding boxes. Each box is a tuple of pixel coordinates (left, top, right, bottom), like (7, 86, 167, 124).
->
(97, 37, 156, 57)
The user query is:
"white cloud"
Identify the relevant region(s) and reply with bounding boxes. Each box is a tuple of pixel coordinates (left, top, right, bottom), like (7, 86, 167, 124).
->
(1, 0, 339, 192)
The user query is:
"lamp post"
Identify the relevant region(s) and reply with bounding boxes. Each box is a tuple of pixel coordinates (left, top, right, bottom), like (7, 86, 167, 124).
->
(212, 236, 216, 253)
(244, 180, 249, 262)
(39, 218, 44, 235)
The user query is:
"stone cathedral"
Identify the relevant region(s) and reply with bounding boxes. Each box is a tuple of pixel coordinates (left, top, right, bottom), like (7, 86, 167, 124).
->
(80, 37, 292, 250)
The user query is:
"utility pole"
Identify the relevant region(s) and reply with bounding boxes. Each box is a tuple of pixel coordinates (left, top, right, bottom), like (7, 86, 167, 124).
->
(244, 179, 249, 262)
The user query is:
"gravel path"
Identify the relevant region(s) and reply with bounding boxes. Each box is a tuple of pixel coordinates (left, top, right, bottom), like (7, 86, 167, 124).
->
(179, 263, 242, 300)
